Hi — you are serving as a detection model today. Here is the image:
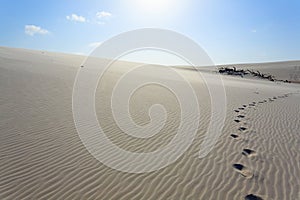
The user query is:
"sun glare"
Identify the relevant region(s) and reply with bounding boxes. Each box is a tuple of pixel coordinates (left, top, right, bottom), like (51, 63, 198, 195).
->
(121, 0, 187, 24)
(131, 0, 173, 14)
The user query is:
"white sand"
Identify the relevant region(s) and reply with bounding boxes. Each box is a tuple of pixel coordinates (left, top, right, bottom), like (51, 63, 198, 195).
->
(0, 46, 299, 200)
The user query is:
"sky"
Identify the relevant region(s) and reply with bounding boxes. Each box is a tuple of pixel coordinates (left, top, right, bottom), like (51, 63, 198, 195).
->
(0, 0, 299, 65)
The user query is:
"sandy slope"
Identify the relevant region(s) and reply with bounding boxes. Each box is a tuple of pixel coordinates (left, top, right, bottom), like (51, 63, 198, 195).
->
(0, 46, 299, 200)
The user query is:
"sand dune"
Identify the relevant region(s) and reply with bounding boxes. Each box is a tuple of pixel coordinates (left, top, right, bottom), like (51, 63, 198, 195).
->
(0, 46, 299, 200)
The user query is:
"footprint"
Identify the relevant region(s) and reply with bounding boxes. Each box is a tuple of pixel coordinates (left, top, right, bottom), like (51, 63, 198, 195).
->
(239, 127, 247, 131)
(237, 115, 245, 118)
(232, 164, 253, 178)
(234, 119, 241, 123)
(234, 110, 240, 113)
(243, 105, 247, 108)
(273, 97, 277, 99)
(244, 194, 263, 200)
(239, 107, 245, 110)
(242, 149, 257, 157)
(230, 134, 240, 139)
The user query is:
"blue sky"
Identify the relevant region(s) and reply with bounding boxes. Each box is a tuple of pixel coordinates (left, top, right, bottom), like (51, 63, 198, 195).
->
(0, 0, 299, 64)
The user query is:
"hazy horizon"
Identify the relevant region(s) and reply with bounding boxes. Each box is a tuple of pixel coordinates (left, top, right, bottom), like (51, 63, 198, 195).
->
(2, 45, 300, 67)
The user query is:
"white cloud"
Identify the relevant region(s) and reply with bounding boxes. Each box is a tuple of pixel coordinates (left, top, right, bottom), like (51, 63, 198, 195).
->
(66, 14, 86, 23)
(96, 11, 112, 19)
(25, 25, 49, 36)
